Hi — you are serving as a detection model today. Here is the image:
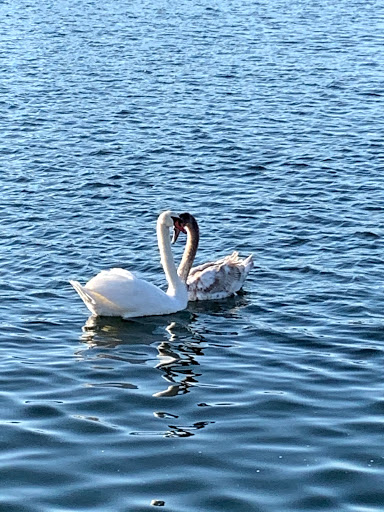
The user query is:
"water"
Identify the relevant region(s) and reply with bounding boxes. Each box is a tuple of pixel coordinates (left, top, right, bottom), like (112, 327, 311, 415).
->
(1, 0, 384, 510)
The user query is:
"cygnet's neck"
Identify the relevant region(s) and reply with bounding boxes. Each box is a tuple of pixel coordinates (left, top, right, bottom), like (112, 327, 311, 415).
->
(178, 217, 199, 282)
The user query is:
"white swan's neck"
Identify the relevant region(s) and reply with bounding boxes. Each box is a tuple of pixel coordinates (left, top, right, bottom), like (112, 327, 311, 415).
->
(157, 215, 185, 296)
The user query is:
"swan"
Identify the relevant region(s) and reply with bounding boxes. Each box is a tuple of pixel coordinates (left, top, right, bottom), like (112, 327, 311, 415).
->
(70, 211, 188, 318)
(172, 212, 254, 301)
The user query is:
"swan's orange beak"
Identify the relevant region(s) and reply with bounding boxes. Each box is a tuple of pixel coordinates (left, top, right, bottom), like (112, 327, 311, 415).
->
(171, 217, 187, 244)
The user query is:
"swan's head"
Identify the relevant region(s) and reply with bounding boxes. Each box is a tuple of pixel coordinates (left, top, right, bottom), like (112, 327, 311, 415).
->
(171, 212, 197, 243)
(158, 210, 181, 229)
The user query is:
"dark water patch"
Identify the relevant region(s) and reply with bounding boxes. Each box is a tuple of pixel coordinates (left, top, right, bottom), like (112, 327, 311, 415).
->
(88, 381, 138, 390)
(22, 403, 65, 420)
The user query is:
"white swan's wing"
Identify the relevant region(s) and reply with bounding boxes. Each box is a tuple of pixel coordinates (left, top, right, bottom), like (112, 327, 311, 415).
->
(71, 268, 184, 318)
(187, 252, 253, 301)
(70, 279, 124, 317)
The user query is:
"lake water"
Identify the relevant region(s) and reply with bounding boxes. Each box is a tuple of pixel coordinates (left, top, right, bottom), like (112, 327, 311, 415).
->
(1, 0, 384, 510)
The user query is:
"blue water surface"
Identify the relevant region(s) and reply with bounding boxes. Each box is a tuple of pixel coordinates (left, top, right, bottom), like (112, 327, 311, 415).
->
(1, 0, 384, 510)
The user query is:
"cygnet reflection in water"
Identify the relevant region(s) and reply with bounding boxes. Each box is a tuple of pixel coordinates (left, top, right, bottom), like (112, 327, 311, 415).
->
(187, 292, 251, 317)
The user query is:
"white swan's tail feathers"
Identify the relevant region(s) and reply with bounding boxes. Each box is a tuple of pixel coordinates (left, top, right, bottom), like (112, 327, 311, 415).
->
(70, 281, 95, 305)
(70, 280, 129, 317)
(70, 280, 100, 316)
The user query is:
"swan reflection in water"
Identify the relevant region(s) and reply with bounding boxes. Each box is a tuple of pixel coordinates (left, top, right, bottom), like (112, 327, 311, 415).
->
(74, 295, 249, 436)
(76, 311, 205, 398)
(76, 293, 249, 390)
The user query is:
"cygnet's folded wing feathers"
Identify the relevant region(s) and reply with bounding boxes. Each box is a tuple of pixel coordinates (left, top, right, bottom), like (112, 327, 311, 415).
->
(187, 252, 254, 301)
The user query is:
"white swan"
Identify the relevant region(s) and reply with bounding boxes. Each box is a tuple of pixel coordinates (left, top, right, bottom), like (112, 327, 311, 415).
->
(173, 213, 254, 301)
(70, 211, 188, 318)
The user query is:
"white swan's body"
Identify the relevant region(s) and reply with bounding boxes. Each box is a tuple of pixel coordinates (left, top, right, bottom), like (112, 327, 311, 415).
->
(174, 213, 254, 301)
(186, 251, 254, 301)
(70, 211, 188, 318)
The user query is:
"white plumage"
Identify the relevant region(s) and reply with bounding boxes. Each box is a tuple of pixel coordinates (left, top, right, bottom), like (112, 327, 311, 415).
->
(70, 211, 188, 318)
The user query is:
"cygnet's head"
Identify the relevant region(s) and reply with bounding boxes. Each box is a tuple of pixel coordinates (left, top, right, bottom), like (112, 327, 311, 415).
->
(171, 212, 198, 243)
